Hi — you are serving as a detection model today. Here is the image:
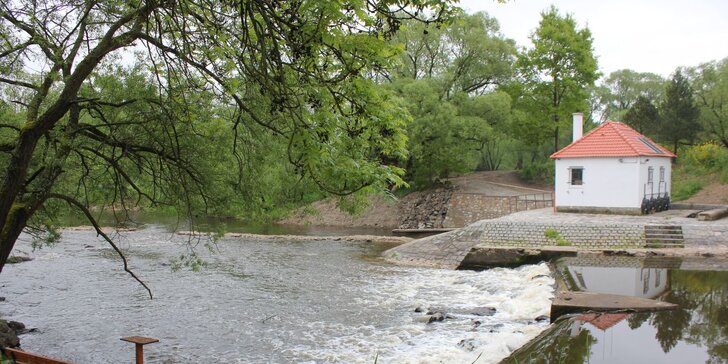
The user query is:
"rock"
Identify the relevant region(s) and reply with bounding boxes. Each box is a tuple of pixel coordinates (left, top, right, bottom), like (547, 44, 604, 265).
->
(458, 339, 477, 351)
(0, 320, 20, 348)
(6, 256, 32, 264)
(414, 306, 423, 313)
(471, 320, 482, 329)
(428, 312, 445, 323)
(0, 297, 5, 302)
(7, 321, 24, 331)
(603, 250, 635, 257)
(534, 315, 549, 322)
(532, 274, 550, 279)
(463, 307, 497, 316)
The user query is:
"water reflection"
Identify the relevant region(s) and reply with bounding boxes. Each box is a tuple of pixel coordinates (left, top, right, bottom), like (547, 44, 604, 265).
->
(504, 257, 728, 364)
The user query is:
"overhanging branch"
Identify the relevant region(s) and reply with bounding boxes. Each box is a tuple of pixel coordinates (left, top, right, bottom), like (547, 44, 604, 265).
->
(48, 193, 154, 299)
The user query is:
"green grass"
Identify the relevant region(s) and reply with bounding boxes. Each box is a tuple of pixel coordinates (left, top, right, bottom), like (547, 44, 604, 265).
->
(672, 179, 705, 201)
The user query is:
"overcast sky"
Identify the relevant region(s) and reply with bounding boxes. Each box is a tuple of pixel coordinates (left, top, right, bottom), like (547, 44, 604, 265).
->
(457, 0, 728, 78)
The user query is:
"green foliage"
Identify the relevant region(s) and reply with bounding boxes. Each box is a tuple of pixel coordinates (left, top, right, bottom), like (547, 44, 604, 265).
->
(544, 228, 559, 239)
(544, 228, 570, 246)
(623, 96, 660, 137)
(388, 12, 517, 187)
(519, 159, 555, 184)
(689, 57, 728, 148)
(672, 180, 704, 201)
(678, 143, 728, 184)
(0, 0, 457, 278)
(597, 69, 665, 121)
(659, 70, 701, 153)
(30, 225, 61, 250)
(513, 5, 599, 154)
(671, 143, 728, 201)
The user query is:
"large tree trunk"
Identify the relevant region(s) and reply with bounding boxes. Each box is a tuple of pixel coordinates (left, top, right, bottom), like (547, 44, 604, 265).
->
(0, 206, 31, 273)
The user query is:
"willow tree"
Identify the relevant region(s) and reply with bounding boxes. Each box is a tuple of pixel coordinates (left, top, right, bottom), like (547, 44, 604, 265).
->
(0, 0, 454, 295)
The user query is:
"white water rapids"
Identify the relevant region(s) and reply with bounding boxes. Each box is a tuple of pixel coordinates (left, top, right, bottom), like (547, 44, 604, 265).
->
(0, 226, 553, 363)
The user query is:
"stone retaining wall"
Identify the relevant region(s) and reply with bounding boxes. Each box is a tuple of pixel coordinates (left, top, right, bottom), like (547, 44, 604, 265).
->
(443, 193, 553, 228)
(476, 221, 645, 248)
(384, 219, 649, 269)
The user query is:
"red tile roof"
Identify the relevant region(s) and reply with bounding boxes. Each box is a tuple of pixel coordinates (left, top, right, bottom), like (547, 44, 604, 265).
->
(550, 121, 676, 159)
(575, 313, 630, 331)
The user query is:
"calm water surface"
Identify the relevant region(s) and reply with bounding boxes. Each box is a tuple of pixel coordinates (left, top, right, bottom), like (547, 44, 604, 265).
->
(1, 226, 553, 363)
(505, 257, 728, 364)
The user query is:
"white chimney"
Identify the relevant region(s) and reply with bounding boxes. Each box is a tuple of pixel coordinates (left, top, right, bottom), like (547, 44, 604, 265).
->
(572, 112, 583, 142)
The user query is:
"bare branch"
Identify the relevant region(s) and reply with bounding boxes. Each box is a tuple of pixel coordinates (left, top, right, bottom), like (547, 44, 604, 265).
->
(0, 76, 37, 90)
(48, 193, 154, 299)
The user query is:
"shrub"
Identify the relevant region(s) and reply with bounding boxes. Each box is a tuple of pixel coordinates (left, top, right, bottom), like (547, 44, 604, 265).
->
(519, 161, 555, 184)
(681, 143, 728, 174)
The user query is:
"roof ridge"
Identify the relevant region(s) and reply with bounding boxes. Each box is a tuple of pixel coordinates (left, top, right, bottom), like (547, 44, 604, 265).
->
(550, 120, 677, 159)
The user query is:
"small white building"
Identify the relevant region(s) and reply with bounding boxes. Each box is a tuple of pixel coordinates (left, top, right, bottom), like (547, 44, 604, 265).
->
(550, 113, 676, 214)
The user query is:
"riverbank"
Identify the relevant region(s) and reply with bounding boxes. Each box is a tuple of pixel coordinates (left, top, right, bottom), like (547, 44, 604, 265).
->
(279, 171, 552, 230)
(382, 207, 728, 270)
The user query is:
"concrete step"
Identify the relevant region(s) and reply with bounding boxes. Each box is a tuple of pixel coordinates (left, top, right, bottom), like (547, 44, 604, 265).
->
(645, 234, 684, 240)
(643, 225, 683, 248)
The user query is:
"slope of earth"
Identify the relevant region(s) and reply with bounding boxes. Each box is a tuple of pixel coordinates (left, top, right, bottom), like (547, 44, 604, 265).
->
(278, 171, 552, 229)
(682, 181, 728, 205)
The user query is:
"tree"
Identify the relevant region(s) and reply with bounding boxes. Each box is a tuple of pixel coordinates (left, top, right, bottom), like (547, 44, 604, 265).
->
(659, 70, 701, 153)
(623, 95, 660, 136)
(514, 6, 599, 153)
(0, 0, 455, 293)
(388, 11, 515, 186)
(690, 58, 728, 148)
(597, 69, 664, 121)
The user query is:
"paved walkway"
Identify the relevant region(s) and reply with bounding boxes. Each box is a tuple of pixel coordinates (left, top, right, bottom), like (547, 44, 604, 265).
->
(383, 208, 728, 269)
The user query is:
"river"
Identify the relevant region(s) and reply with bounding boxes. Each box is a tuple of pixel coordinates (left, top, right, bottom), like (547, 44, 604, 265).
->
(0, 225, 553, 363)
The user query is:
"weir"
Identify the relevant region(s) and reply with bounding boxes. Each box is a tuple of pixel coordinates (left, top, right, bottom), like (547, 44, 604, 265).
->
(383, 207, 728, 269)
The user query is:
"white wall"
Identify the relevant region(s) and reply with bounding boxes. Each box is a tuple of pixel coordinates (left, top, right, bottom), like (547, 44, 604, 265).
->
(637, 157, 673, 201)
(567, 266, 668, 299)
(554, 157, 641, 209)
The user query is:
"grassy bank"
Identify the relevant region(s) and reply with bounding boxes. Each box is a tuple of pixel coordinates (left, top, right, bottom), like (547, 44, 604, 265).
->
(672, 143, 728, 202)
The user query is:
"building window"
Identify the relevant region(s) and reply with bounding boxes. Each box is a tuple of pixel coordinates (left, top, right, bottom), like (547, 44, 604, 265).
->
(648, 166, 654, 183)
(659, 166, 665, 182)
(569, 167, 584, 186)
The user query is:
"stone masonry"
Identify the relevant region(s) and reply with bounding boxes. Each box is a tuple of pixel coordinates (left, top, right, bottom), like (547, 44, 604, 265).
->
(383, 207, 728, 269)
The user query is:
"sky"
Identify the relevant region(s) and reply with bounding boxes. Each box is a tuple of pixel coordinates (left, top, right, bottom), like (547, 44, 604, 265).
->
(457, 0, 728, 78)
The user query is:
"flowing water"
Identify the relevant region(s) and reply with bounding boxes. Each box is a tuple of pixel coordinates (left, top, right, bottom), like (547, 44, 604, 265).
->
(1, 226, 554, 363)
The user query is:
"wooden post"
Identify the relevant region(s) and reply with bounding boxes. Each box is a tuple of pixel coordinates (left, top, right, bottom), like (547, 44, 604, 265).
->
(121, 336, 159, 364)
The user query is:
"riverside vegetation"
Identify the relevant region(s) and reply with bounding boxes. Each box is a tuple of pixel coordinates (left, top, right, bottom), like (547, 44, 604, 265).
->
(1, 1, 728, 286)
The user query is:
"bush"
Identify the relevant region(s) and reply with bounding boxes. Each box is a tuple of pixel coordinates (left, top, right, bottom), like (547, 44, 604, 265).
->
(681, 143, 728, 175)
(519, 161, 554, 184)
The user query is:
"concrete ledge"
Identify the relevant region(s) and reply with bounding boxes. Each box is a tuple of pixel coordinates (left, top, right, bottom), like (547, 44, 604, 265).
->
(556, 206, 642, 215)
(458, 246, 577, 269)
(672, 202, 728, 210)
(698, 208, 728, 221)
(550, 291, 678, 321)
